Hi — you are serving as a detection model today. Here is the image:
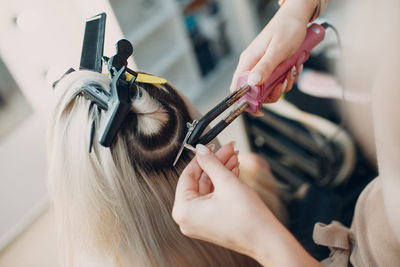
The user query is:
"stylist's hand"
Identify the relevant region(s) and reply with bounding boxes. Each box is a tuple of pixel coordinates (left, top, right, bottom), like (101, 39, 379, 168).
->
(230, 0, 315, 103)
(173, 143, 323, 266)
(172, 143, 278, 262)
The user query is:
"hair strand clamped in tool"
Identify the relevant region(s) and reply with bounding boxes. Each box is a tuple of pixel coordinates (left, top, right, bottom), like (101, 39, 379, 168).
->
(173, 84, 250, 166)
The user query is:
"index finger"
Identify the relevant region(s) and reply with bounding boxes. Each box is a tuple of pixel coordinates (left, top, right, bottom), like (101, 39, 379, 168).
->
(196, 148, 237, 187)
(229, 29, 276, 92)
(175, 156, 202, 201)
(230, 51, 263, 92)
(249, 37, 294, 86)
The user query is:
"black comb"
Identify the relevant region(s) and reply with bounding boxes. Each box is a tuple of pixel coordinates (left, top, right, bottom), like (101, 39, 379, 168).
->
(79, 13, 106, 73)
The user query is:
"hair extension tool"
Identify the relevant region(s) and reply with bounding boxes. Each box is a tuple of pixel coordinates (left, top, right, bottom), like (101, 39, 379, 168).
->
(237, 23, 326, 113)
(173, 85, 249, 165)
(173, 23, 326, 166)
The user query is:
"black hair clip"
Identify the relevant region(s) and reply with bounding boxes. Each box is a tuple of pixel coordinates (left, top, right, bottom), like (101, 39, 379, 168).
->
(78, 14, 135, 152)
(54, 12, 168, 152)
(52, 12, 135, 152)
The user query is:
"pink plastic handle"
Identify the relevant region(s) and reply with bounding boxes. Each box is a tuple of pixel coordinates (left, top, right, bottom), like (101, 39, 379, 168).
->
(237, 23, 326, 113)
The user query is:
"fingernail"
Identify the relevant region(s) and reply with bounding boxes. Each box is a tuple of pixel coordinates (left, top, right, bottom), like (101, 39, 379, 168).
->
(281, 79, 288, 94)
(234, 150, 239, 156)
(207, 143, 216, 152)
(248, 71, 261, 86)
(290, 66, 297, 81)
(298, 64, 303, 74)
(196, 144, 210, 155)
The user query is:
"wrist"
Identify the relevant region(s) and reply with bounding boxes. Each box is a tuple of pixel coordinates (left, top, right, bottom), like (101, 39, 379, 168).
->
(249, 213, 321, 266)
(278, 0, 320, 24)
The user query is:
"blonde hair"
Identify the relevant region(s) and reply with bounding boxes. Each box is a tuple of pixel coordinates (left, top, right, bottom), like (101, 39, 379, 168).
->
(47, 70, 267, 266)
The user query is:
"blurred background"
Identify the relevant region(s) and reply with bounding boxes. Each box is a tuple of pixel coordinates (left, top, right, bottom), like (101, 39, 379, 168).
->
(0, 0, 375, 266)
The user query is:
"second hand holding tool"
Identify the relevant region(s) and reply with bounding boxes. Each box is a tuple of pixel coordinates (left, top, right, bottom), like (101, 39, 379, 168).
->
(173, 23, 327, 166)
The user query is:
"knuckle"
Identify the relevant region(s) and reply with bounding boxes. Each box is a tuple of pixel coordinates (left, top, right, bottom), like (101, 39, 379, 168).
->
(269, 44, 282, 56)
(172, 207, 186, 225)
(262, 62, 274, 75)
(255, 61, 270, 76)
(239, 50, 250, 61)
(232, 155, 238, 165)
(180, 226, 193, 237)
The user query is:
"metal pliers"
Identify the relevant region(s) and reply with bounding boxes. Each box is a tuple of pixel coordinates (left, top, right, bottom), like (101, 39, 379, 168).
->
(173, 84, 250, 166)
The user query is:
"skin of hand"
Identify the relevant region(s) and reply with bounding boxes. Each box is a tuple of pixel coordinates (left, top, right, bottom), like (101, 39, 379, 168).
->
(230, 0, 317, 103)
(173, 143, 321, 266)
(199, 142, 240, 195)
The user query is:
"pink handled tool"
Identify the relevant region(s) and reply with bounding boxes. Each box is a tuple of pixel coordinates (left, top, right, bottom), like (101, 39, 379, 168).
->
(237, 23, 326, 113)
(173, 23, 327, 165)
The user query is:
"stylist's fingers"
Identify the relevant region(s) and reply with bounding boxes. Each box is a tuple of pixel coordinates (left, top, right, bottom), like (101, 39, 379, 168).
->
(199, 152, 239, 194)
(197, 144, 216, 196)
(232, 167, 240, 177)
(214, 142, 235, 163)
(263, 80, 286, 103)
(261, 64, 303, 104)
(248, 39, 294, 87)
(285, 66, 296, 92)
(198, 174, 213, 195)
(199, 142, 237, 195)
(230, 42, 269, 92)
(196, 144, 237, 187)
(175, 156, 202, 201)
(230, 54, 260, 92)
(285, 64, 301, 93)
(225, 153, 239, 171)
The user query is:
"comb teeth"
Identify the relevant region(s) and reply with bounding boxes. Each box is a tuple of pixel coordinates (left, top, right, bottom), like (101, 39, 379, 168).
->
(79, 13, 106, 72)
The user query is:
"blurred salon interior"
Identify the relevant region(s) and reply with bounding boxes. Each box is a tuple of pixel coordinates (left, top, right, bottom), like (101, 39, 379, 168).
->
(0, 0, 376, 266)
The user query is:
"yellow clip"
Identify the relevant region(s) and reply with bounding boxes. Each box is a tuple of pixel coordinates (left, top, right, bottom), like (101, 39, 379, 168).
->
(125, 72, 167, 84)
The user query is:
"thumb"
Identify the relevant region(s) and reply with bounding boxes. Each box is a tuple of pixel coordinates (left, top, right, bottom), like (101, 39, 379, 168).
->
(196, 144, 236, 187)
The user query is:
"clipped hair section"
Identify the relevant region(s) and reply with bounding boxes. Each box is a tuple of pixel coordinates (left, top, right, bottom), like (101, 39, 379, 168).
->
(118, 77, 192, 168)
(130, 87, 169, 136)
(49, 70, 192, 170)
